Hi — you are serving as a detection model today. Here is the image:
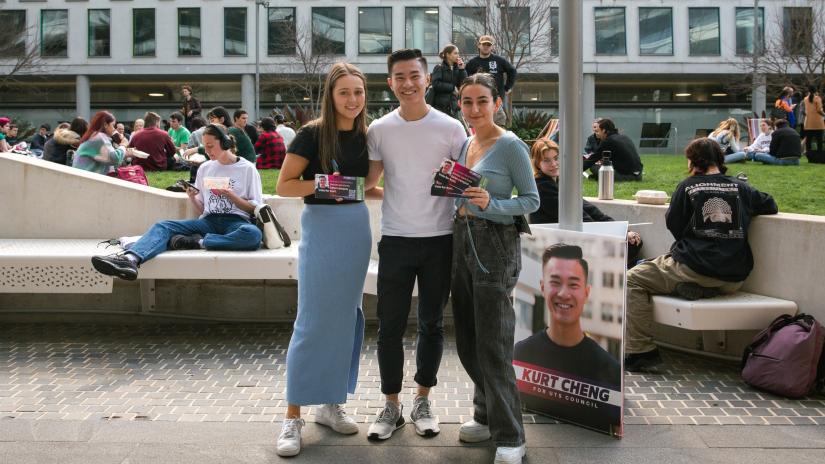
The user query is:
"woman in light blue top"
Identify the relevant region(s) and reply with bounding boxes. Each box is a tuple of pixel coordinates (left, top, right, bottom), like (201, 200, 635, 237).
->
(72, 111, 132, 174)
(451, 72, 538, 464)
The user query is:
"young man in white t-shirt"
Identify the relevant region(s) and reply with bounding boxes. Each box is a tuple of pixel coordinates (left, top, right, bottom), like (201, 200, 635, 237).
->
(365, 49, 467, 441)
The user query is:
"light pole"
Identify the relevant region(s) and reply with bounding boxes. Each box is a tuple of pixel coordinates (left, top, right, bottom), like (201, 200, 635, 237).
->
(255, 0, 270, 121)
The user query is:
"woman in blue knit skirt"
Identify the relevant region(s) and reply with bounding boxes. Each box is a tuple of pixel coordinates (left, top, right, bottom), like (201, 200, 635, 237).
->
(274, 62, 373, 457)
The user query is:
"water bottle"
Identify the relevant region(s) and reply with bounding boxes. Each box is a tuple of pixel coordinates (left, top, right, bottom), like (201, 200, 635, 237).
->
(598, 151, 614, 200)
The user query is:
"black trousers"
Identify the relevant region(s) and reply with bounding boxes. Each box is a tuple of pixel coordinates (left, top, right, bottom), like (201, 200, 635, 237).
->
(376, 234, 453, 395)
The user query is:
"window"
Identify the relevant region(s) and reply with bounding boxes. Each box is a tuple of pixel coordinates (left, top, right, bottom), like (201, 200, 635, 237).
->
(406, 7, 439, 55)
(639, 7, 672, 55)
(178, 8, 201, 56)
(41, 10, 68, 57)
(0, 10, 25, 57)
(735, 7, 764, 56)
(88, 9, 111, 57)
(594, 7, 625, 55)
(500, 7, 530, 55)
(359, 7, 391, 55)
(549, 7, 559, 56)
(602, 272, 615, 289)
(312, 7, 345, 55)
(600, 303, 614, 322)
(688, 8, 720, 56)
(452, 7, 486, 55)
(133, 8, 155, 57)
(784, 7, 813, 56)
(224, 8, 247, 56)
(268, 7, 295, 55)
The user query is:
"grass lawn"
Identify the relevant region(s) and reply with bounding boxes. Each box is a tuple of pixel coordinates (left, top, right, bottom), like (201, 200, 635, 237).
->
(146, 154, 825, 216)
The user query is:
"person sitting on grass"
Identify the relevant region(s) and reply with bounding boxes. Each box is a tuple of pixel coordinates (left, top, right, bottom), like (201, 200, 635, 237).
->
(707, 118, 741, 155)
(753, 119, 802, 166)
(90, 124, 263, 281)
(725, 120, 772, 164)
(624, 138, 777, 371)
(72, 111, 135, 175)
(583, 118, 643, 181)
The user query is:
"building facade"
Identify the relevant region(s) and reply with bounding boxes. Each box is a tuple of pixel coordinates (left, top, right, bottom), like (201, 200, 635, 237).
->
(0, 0, 813, 152)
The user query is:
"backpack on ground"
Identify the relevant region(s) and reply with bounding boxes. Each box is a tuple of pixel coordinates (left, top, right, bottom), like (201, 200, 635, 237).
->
(254, 204, 291, 249)
(741, 313, 825, 398)
(109, 165, 148, 186)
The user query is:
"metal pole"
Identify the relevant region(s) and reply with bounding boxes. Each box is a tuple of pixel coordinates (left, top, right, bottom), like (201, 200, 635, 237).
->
(558, 0, 583, 231)
(751, 0, 762, 115)
(254, 2, 261, 121)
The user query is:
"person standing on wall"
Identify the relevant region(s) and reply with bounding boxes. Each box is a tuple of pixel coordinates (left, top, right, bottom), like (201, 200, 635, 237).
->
(465, 35, 517, 127)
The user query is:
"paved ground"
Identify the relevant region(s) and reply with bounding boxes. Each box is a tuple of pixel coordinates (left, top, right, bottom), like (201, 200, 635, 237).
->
(1, 323, 824, 463)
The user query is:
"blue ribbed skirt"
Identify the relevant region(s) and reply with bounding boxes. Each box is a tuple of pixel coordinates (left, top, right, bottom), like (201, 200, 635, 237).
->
(286, 202, 371, 405)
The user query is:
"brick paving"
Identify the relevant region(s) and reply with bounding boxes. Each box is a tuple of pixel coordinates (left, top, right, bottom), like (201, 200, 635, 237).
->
(0, 323, 823, 425)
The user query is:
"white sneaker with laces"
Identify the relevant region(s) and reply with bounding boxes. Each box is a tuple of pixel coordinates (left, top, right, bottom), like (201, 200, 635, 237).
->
(315, 403, 359, 435)
(367, 401, 405, 440)
(276, 417, 305, 457)
(458, 419, 491, 443)
(494, 444, 526, 464)
(410, 396, 440, 436)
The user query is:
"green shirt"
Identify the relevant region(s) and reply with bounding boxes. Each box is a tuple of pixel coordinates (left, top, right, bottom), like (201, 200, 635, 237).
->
(168, 126, 191, 148)
(228, 126, 256, 163)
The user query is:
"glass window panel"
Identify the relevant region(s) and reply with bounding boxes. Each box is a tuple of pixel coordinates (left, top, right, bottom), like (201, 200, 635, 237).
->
(550, 7, 559, 56)
(359, 7, 392, 55)
(405, 7, 439, 55)
(224, 7, 247, 56)
(312, 7, 345, 55)
(594, 7, 626, 55)
(639, 7, 672, 55)
(500, 7, 530, 55)
(88, 9, 111, 57)
(783, 7, 813, 56)
(688, 8, 720, 56)
(0, 10, 26, 57)
(178, 8, 201, 56)
(133, 8, 155, 57)
(452, 7, 486, 55)
(41, 10, 68, 58)
(735, 7, 764, 56)
(268, 7, 295, 55)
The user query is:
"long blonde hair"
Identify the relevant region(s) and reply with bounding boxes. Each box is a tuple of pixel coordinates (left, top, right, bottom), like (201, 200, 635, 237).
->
(309, 62, 368, 173)
(710, 118, 740, 141)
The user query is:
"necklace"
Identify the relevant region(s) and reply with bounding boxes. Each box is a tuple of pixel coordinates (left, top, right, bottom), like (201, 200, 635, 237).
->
(466, 135, 501, 169)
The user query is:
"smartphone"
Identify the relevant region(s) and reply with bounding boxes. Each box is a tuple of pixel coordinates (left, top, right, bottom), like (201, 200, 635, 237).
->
(177, 179, 199, 193)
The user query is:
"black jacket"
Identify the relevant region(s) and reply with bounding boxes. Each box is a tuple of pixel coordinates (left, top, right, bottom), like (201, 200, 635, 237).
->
(430, 61, 468, 117)
(465, 54, 517, 100)
(583, 132, 643, 176)
(667, 174, 778, 282)
(530, 174, 614, 224)
(769, 126, 802, 158)
(584, 134, 600, 155)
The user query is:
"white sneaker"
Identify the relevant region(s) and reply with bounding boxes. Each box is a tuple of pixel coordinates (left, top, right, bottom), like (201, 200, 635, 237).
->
(494, 444, 526, 464)
(367, 401, 405, 440)
(276, 418, 305, 457)
(315, 403, 359, 435)
(458, 419, 491, 443)
(410, 396, 440, 437)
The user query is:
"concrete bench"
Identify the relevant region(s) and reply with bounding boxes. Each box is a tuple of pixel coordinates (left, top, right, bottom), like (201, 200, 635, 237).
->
(651, 291, 797, 331)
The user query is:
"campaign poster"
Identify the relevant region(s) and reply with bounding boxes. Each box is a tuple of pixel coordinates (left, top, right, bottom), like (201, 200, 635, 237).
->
(513, 222, 628, 437)
(314, 174, 365, 201)
(430, 159, 483, 198)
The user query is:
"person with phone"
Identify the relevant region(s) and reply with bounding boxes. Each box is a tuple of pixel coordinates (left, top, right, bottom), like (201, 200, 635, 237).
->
(430, 44, 467, 119)
(274, 62, 375, 457)
(90, 124, 263, 280)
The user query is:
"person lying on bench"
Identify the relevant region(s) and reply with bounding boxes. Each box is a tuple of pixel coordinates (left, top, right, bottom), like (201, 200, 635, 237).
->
(624, 138, 777, 371)
(91, 124, 263, 281)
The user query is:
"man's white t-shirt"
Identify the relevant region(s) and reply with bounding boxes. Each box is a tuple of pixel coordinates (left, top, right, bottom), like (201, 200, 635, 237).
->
(277, 124, 297, 148)
(195, 157, 263, 220)
(368, 107, 467, 237)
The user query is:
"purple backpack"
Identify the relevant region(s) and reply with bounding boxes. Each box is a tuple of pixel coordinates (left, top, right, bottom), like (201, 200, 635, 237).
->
(741, 314, 825, 398)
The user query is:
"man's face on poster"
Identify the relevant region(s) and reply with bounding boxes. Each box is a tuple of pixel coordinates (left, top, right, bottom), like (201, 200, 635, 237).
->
(540, 258, 591, 328)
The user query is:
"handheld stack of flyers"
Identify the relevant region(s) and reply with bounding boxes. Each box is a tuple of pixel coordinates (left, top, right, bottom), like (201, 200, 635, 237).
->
(314, 174, 365, 201)
(431, 159, 486, 198)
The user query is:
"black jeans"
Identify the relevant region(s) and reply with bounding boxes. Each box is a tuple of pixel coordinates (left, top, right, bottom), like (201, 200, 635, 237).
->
(452, 217, 525, 447)
(376, 234, 453, 395)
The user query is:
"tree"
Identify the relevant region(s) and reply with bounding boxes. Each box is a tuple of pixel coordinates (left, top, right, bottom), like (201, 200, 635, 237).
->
(0, 7, 47, 87)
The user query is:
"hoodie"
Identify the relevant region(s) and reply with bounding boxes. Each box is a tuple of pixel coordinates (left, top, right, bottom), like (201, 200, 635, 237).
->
(42, 128, 80, 165)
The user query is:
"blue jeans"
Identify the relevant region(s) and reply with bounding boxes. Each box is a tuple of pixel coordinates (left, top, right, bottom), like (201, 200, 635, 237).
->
(724, 151, 751, 163)
(128, 213, 261, 263)
(752, 153, 800, 165)
(451, 217, 524, 447)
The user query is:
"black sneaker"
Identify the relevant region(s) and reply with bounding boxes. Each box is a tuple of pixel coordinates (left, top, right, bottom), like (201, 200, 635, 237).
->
(91, 253, 139, 281)
(624, 349, 663, 372)
(169, 234, 203, 250)
(674, 282, 719, 301)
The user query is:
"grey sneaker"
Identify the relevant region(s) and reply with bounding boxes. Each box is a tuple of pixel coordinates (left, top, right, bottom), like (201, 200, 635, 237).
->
(367, 401, 405, 440)
(276, 417, 304, 457)
(495, 444, 526, 464)
(459, 419, 491, 443)
(410, 396, 440, 437)
(315, 403, 359, 435)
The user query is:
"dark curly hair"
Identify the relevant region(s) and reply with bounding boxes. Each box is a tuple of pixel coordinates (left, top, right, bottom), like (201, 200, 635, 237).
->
(685, 138, 727, 175)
